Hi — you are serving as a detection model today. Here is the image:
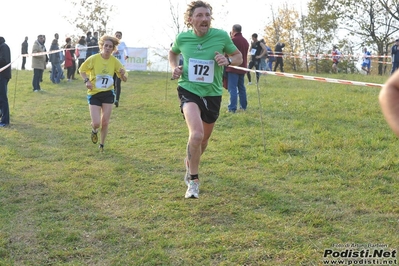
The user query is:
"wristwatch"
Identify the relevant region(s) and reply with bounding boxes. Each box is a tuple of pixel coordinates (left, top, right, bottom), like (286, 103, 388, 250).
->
(83, 78, 90, 83)
(227, 57, 232, 66)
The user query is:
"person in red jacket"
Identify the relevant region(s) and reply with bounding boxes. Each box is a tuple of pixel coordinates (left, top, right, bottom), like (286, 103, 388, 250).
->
(64, 37, 75, 81)
(226, 24, 249, 113)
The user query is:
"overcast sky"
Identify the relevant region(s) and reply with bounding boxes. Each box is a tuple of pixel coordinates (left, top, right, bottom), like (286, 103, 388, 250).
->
(3, 0, 308, 70)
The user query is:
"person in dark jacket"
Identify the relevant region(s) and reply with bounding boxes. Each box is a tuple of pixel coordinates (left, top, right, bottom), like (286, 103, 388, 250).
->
(391, 39, 399, 75)
(0, 36, 11, 127)
(246, 33, 267, 84)
(21, 36, 28, 70)
(274, 41, 285, 72)
(49, 39, 63, 83)
(85, 31, 92, 59)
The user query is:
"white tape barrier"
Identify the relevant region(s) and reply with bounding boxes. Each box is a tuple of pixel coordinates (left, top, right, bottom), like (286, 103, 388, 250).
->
(231, 66, 384, 88)
(0, 45, 98, 73)
(1, 51, 385, 89)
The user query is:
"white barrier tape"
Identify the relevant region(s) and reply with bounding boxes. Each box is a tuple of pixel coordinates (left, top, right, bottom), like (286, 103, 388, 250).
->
(0, 45, 99, 73)
(231, 66, 384, 88)
(0, 49, 62, 73)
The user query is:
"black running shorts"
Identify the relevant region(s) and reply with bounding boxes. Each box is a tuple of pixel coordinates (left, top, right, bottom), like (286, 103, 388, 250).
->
(87, 90, 115, 106)
(177, 86, 221, 124)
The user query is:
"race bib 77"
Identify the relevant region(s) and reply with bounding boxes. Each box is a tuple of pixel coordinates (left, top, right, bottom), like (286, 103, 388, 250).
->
(95, 75, 114, 90)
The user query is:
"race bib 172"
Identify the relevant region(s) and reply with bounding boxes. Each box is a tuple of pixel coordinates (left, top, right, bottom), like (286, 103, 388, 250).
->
(188, 58, 215, 83)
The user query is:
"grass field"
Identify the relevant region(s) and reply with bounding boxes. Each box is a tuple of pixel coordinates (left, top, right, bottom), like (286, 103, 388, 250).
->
(0, 69, 398, 265)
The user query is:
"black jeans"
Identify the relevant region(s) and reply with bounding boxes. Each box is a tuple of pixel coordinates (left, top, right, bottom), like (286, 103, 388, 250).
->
(246, 59, 260, 83)
(32, 69, 43, 91)
(0, 77, 10, 124)
(113, 74, 122, 101)
(274, 57, 284, 72)
(21, 56, 27, 70)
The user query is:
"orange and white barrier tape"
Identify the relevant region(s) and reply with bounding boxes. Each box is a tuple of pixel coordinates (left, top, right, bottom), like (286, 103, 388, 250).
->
(231, 66, 384, 88)
(263, 53, 393, 65)
(272, 53, 392, 60)
(0, 49, 387, 89)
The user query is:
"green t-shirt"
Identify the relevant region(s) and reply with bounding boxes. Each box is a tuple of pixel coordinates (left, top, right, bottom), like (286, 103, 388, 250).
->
(171, 28, 237, 97)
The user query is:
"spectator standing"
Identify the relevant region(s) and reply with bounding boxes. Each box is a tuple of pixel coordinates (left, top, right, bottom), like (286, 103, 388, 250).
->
(361, 47, 371, 75)
(246, 33, 267, 84)
(273, 41, 285, 72)
(85, 31, 92, 59)
(259, 39, 267, 71)
(226, 24, 249, 113)
(331, 45, 341, 74)
(113, 31, 129, 107)
(52, 33, 62, 80)
(76, 36, 87, 74)
(70, 43, 77, 80)
(42, 35, 48, 82)
(49, 38, 63, 84)
(21, 36, 28, 70)
(64, 38, 74, 81)
(91, 32, 99, 55)
(265, 44, 275, 71)
(169, 1, 243, 199)
(0, 36, 11, 127)
(31, 35, 46, 92)
(391, 39, 399, 75)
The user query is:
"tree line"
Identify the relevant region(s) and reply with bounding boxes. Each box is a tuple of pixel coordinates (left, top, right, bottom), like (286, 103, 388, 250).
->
(65, 0, 399, 75)
(262, 0, 399, 75)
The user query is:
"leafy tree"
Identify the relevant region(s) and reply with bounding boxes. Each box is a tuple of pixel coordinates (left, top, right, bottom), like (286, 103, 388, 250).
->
(298, 13, 311, 72)
(335, 0, 399, 75)
(263, 4, 302, 72)
(301, 0, 338, 73)
(378, 0, 399, 74)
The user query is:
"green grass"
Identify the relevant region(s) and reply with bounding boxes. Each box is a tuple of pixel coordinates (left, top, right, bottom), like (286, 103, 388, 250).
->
(0, 69, 398, 265)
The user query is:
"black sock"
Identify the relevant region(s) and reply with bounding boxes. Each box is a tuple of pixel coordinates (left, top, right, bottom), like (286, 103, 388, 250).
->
(190, 174, 198, 180)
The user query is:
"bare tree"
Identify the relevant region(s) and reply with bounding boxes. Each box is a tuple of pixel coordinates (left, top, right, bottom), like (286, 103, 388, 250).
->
(152, 0, 188, 62)
(168, 0, 186, 36)
(64, 0, 116, 37)
(378, 0, 399, 28)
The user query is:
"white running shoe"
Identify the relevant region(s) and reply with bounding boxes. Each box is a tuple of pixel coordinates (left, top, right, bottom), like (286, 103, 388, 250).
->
(185, 179, 199, 199)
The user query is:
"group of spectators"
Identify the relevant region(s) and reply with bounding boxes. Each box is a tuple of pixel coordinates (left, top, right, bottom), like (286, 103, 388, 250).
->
(246, 34, 285, 85)
(28, 31, 100, 91)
